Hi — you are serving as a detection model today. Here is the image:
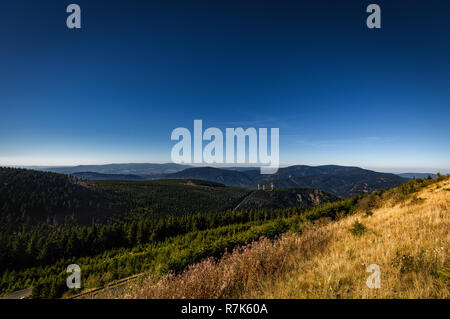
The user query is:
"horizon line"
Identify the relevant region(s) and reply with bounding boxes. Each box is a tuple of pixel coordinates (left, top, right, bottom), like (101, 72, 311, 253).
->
(1, 162, 448, 175)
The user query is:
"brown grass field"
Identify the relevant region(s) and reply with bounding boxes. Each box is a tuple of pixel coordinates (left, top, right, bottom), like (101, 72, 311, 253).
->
(107, 178, 449, 299)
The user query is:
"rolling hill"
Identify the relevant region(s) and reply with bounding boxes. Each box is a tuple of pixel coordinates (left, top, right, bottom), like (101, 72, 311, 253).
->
(167, 167, 254, 187)
(0, 167, 120, 226)
(30, 163, 408, 198)
(166, 165, 408, 198)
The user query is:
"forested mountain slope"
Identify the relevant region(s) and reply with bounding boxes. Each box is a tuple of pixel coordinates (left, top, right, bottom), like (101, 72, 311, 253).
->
(0, 167, 118, 227)
(0, 167, 339, 298)
(166, 165, 407, 198)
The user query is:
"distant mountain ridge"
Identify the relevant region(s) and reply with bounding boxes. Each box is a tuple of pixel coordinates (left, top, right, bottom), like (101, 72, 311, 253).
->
(165, 165, 408, 198)
(397, 173, 437, 179)
(72, 172, 147, 181)
(32, 163, 408, 198)
(168, 167, 254, 186)
(34, 163, 191, 176)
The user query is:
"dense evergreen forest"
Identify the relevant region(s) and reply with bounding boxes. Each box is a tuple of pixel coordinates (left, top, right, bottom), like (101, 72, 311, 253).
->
(0, 167, 119, 226)
(0, 167, 430, 299)
(0, 168, 252, 229)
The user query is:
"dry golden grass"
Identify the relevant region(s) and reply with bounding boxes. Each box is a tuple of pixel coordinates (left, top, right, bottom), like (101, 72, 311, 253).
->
(122, 227, 334, 299)
(124, 178, 449, 299)
(251, 178, 450, 299)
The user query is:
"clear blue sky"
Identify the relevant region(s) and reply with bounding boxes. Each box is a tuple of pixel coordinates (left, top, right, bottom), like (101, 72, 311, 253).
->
(0, 0, 449, 173)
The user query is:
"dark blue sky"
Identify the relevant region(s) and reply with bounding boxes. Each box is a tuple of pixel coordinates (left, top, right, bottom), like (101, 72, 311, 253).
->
(0, 0, 449, 172)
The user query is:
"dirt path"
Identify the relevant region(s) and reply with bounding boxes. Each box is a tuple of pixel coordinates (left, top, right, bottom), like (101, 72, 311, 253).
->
(0, 288, 32, 299)
(69, 274, 142, 299)
(233, 190, 255, 211)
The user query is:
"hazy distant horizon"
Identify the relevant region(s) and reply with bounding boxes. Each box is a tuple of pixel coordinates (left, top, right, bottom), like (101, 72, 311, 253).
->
(2, 161, 448, 175)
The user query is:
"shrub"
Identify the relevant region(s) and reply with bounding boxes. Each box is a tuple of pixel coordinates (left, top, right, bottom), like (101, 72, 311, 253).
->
(409, 196, 426, 205)
(364, 210, 373, 217)
(438, 267, 450, 284)
(349, 220, 367, 236)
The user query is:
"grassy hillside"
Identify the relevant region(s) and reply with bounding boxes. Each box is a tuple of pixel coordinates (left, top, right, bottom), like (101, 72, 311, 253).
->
(121, 175, 449, 299)
(252, 180, 450, 298)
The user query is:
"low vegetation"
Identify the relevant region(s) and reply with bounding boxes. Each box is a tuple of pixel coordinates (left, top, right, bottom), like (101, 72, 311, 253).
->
(349, 220, 367, 236)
